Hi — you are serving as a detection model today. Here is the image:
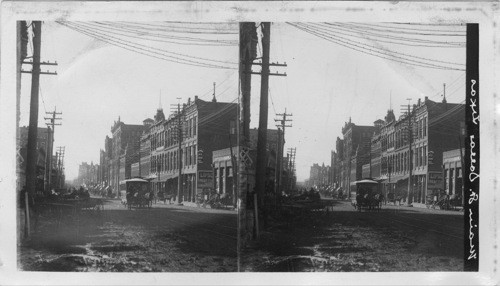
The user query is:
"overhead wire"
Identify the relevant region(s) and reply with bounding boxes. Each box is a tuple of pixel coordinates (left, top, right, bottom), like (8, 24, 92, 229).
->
(59, 21, 226, 69)
(319, 23, 465, 46)
(108, 21, 238, 35)
(68, 21, 237, 66)
(302, 23, 465, 67)
(58, 21, 236, 69)
(288, 23, 465, 71)
(341, 22, 466, 36)
(292, 23, 463, 70)
(346, 22, 466, 34)
(91, 21, 237, 46)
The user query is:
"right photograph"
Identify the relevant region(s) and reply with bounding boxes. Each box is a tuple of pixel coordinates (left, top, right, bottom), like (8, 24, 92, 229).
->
(237, 22, 469, 272)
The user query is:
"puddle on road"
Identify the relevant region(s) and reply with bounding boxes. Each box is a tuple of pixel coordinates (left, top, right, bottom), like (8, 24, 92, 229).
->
(256, 243, 378, 272)
(90, 243, 145, 253)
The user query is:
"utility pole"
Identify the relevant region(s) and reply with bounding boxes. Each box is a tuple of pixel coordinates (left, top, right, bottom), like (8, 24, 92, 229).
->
(44, 108, 62, 193)
(274, 127, 282, 205)
(254, 22, 272, 218)
(252, 23, 287, 230)
(55, 146, 65, 189)
(287, 147, 296, 192)
(238, 23, 258, 249)
(228, 119, 238, 207)
(24, 21, 42, 203)
(171, 99, 183, 204)
(401, 99, 413, 205)
(274, 109, 292, 196)
(22, 21, 57, 238)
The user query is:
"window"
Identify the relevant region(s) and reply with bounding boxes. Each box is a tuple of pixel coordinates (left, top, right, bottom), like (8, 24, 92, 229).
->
(423, 117, 427, 137)
(188, 146, 192, 165)
(193, 116, 197, 136)
(184, 147, 187, 166)
(192, 144, 196, 165)
(423, 145, 427, 165)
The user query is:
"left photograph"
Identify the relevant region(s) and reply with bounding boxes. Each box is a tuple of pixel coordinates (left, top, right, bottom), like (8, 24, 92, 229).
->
(16, 21, 239, 272)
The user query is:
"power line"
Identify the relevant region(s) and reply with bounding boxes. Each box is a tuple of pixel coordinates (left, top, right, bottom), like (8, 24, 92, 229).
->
(58, 21, 236, 70)
(319, 23, 465, 46)
(66, 22, 238, 66)
(289, 23, 465, 71)
(108, 21, 239, 35)
(299, 23, 462, 48)
(90, 22, 237, 46)
(342, 22, 466, 36)
(303, 23, 465, 67)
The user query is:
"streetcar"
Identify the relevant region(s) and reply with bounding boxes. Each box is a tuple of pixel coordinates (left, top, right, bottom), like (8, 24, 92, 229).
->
(351, 179, 383, 211)
(119, 178, 152, 209)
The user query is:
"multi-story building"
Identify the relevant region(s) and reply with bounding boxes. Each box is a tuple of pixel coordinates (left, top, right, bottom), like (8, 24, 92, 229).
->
(147, 96, 238, 204)
(442, 148, 464, 199)
(212, 128, 280, 204)
(109, 118, 146, 195)
(18, 126, 50, 193)
(77, 161, 99, 186)
(340, 118, 378, 194)
(375, 97, 465, 206)
(309, 163, 330, 187)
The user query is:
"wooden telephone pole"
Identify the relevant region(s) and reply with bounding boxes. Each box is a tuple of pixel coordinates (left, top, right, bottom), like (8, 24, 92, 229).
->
(253, 22, 287, 230)
(21, 21, 57, 237)
(400, 99, 413, 205)
(44, 108, 62, 193)
(171, 99, 184, 204)
(275, 109, 292, 196)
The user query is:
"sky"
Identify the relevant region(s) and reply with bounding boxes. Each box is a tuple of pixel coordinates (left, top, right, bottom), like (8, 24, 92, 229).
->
(19, 21, 466, 181)
(19, 22, 239, 180)
(248, 23, 466, 182)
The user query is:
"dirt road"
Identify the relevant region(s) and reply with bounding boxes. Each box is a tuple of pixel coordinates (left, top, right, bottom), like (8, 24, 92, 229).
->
(241, 200, 464, 272)
(19, 199, 237, 272)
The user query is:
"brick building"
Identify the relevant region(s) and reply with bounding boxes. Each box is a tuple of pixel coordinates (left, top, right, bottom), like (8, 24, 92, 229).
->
(147, 96, 238, 204)
(339, 118, 378, 194)
(18, 126, 50, 192)
(212, 128, 280, 204)
(373, 98, 465, 206)
(442, 148, 464, 199)
(109, 118, 146, 195)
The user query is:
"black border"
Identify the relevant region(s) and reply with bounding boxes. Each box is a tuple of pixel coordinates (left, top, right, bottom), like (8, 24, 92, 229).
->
(464, 23, 479, 272)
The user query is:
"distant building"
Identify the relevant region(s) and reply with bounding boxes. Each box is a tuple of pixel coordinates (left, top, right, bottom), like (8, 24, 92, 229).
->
(340, 118, 378, 194)
(109, 118, 146, 194)
(77, 161, 99, 186)
(309, 163, 330, 187)
(18, 126, 50, 193)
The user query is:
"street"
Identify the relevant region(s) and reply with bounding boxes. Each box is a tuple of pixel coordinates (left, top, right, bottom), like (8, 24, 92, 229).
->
(19, 199, 237, 272)
(241, 199, 463, 272)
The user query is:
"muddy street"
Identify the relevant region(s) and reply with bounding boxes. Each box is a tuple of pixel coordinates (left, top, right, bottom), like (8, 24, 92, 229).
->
(19, 199, 237, 272)
(241, 200, 463, 272)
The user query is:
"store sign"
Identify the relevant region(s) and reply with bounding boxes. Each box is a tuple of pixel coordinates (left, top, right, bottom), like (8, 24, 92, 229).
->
(428, 150, 435, 165)
(198, 171, 213, 189)
(427, 171, 443, 189)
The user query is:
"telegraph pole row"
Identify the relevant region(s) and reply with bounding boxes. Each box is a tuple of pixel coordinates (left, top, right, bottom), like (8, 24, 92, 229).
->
(44, 108, 62, 193)
(22, 21, 57, 238)
(274, 109, 292, 196)
(400, 99, 413, 205)
(55, 146, 65, 189)
(253, 22, 287, 231)
(287, 147, 296, 193)
(170, 98, 184, 204)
